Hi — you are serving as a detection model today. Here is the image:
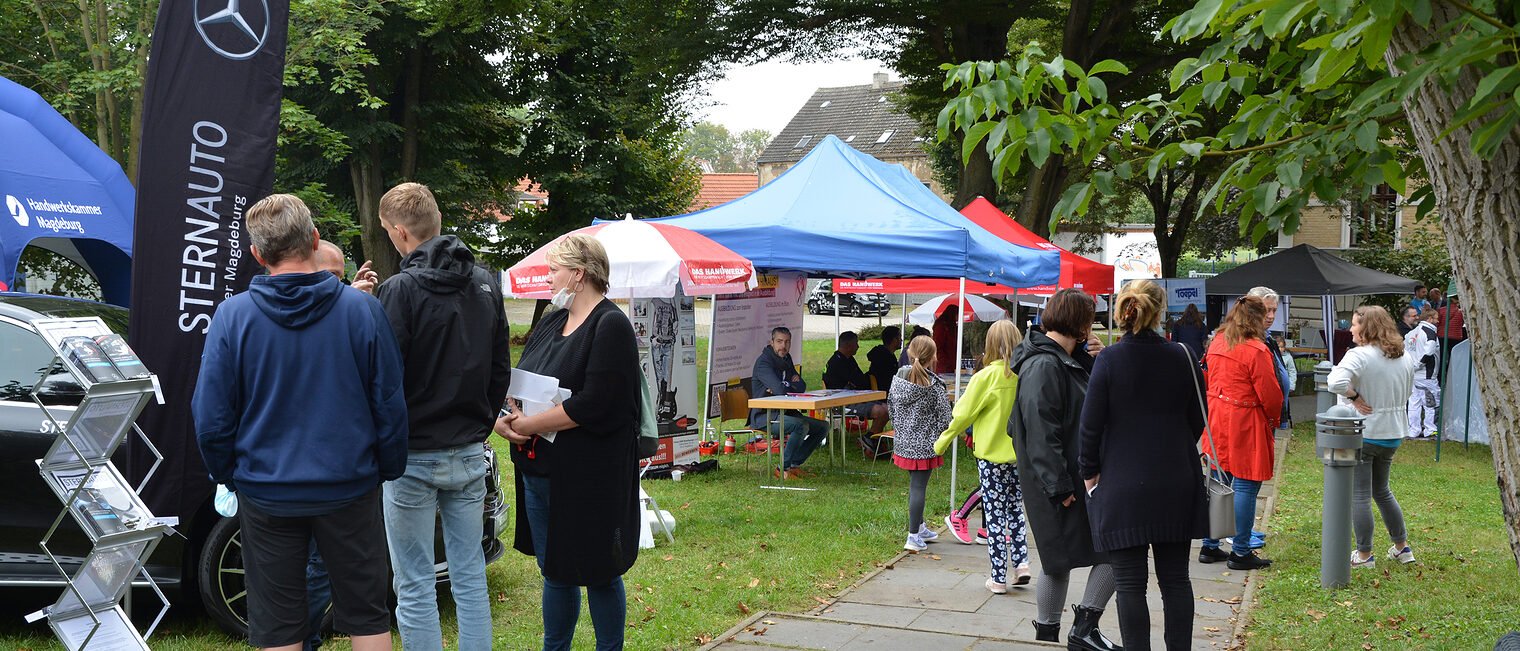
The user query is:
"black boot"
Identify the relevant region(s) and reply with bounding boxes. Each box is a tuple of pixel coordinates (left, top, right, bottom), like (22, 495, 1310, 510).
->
(1032, 620, 1060, 642)
(1068, 603, 1122, 651)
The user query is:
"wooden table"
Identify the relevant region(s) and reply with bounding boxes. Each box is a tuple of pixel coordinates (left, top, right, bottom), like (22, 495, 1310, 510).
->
(748, 390, 886, 486)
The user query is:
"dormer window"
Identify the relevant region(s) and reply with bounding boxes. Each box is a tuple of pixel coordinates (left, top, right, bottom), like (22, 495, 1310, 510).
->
(875, 130, 894, 144)
(793, 135, 813, 149)
(819, 100, 832, 109)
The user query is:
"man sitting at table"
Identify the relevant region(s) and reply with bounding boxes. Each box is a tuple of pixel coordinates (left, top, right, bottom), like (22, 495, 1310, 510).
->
(750, 327, 830, 479)
(867, 326, 903, 393)
(823, 331, 890, 439)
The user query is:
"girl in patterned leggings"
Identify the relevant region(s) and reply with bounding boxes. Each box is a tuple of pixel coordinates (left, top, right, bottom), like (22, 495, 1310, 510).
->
(935, 320, 1030, 593)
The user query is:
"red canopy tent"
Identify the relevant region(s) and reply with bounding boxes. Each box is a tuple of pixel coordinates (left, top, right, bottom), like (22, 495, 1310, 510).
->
(834, 197, 1114, 295)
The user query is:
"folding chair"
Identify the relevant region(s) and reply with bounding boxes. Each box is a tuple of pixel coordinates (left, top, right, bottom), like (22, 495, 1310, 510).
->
(638, 459, 674, 544)
(718, 386, 765, 474)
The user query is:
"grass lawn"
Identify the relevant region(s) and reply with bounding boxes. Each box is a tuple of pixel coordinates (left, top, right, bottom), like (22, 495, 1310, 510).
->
(0, 327, 985, 650)
(1244, 423, 1519, 649)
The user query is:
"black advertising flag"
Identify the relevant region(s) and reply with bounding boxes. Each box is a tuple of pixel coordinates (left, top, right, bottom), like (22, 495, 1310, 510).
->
(127, 0, 287, 521)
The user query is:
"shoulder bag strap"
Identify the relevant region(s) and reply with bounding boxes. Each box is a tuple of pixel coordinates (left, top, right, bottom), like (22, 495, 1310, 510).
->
(1178, 342, 1222, 474)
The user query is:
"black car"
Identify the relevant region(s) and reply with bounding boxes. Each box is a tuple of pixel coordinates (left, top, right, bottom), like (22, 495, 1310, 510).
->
(0, 293, 509, 636)
(806, 281, 891, 317)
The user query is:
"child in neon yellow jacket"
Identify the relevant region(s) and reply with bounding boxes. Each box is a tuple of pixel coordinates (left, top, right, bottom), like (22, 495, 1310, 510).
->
(934, 320, 1030, 592)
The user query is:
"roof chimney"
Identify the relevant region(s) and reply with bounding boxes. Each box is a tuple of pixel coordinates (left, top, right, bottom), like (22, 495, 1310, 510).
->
(872, 72, 888, 89)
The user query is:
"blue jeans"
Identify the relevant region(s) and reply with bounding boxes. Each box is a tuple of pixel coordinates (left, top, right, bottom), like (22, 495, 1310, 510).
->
(766, 414, 829, 469)
(522, 475, 626, 651)
(303, 539, 329, 651)
(383, 445, 492, 651)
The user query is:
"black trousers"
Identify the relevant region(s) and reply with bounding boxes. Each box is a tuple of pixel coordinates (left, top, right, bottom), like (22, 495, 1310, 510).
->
(1109, 541, 1193, 651)
(239, 487, 391, 647)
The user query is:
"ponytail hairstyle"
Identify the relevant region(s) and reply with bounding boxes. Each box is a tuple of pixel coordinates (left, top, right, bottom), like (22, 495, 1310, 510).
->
(1354, 306, 1406, 359)
(1218, 296, 1268, 349)
(906, 335, 937, 386)
(982, 319, 1022, 378)
(1115, 279, 1165, 335)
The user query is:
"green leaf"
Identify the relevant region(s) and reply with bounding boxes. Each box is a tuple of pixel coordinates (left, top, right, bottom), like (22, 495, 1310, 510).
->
(962, 121, 997, 164)
(1276, 161, 1303, 189)
(1263, 0, 1311, 38)
(1088, 60, 1131, 76)
(1359, 17, 1394, 66)
(1114, 161, 1134, 179)
(987, 118, 1011, 152)
(1354, 120, 1380, 153)
(1367, 0, 1394, 19)
(1087, 76, 1109, 104)
(1471, 110, 1520, 159)
(1169, 58, 1199, 92)
(1051, 183, 1094, 227)
(1202, 80, 1228, 106)
(1472, 67, 1520, 107)
(1027, 129, 1053, 168)
(1180, 142, 1205, 159)
(1020, 108, 1041, 130)
(1134, 121, 1151, 143)
(1093, 170, 1116, 195)
(1379, 160, 1406, 195)
(1408, 0, 1431, 25)
(1172, 0, 1224, 41)
(1042, 56, 1067, 80)
(1050, 123, 1076, 145)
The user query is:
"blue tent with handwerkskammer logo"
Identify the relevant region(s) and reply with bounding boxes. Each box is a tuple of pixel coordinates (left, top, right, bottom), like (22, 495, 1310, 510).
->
(0, 75, 134, 306)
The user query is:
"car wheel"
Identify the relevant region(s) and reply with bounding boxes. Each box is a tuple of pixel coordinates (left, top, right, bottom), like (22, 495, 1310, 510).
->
(198, 517, 250, 637)
(198, 517, 337, 640)
(852, 305, 864, 318)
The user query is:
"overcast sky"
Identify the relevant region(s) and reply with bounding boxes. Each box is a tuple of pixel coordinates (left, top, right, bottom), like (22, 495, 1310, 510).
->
(690, 57, 891, 135)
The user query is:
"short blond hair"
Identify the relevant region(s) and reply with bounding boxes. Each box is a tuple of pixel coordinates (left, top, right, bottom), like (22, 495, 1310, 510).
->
(544, 233, 610, 294)
(378, 182, 441, 240)
(1116, 279, 1165, 334)
(247, 194, 315, 266)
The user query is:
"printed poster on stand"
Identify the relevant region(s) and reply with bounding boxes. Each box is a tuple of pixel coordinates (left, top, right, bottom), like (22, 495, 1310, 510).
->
(632, 287, 700, 468)
(706, 273, 806, 419)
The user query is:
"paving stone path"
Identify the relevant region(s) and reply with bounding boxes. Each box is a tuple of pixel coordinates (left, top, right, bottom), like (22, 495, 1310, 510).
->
(702, 412, 1306, 651)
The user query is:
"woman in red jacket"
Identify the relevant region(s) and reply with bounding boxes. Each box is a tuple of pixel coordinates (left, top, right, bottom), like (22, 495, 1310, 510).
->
(1199, 297, 1283, 570)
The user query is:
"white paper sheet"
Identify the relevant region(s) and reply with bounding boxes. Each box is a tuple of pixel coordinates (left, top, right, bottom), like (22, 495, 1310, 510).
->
(508, 370, 574, 443)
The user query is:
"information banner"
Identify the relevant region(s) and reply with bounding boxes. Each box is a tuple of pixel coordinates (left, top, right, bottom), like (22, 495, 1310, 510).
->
(707, 273, 806, 419)
(126, 0, 289, 519)
(633, 288, 700, 467)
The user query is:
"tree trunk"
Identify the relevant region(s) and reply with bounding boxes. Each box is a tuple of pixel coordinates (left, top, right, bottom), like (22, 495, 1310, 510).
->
(1388, 10, 1520, 571)
(399, 46, 423, 180)
(126, 0, 150, 184)
(352, 139, 402, 279)
(76, 0, 110, 153)
(92, 0, 122, 164)
(1016, 154, 1069, 238)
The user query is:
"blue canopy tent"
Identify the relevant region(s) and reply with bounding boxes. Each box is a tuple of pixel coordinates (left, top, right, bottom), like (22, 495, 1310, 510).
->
(641, 135, 1060, 287)
(0, 76, 134, 306)
(635, 135, 1059, 497)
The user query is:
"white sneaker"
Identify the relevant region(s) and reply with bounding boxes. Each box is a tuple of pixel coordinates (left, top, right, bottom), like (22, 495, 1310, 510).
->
(1351, 550, 1376, 568)
(917, 524, 938, 542)
(904, 533, 927, 552)
(1387, 545, 1416, 564)
(985, 577, 1007, 594)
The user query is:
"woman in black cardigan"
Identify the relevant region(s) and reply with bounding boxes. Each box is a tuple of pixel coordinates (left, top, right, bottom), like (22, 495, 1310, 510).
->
(496, 234, 640, 651)
(1078, 279, 1208, 651)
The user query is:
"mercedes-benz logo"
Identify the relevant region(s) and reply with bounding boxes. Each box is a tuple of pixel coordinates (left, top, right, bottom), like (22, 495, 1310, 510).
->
(193, 0, 270, 60)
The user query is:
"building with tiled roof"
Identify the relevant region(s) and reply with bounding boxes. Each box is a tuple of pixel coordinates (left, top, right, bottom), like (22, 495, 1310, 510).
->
(689, 173, 759, 212)
(756, 73, 944, 199)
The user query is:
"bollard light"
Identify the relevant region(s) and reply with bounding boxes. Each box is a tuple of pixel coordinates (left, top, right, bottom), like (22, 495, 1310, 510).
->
(1314, 361, 1335, 415)
(1316, 404, 1365, 589)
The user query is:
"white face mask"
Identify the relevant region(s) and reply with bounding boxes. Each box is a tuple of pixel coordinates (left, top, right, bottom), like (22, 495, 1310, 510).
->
(550, 288, 575, 309)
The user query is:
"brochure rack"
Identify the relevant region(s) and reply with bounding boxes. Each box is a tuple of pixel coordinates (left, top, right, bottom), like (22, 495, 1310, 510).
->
(22, 318, 173, 650)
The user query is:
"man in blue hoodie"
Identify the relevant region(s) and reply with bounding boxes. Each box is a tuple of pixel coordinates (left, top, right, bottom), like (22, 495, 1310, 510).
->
(193, 194, 408, 651)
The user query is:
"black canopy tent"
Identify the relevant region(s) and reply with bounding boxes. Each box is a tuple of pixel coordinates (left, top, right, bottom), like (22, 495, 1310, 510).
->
(1207, 244, 1419, 363)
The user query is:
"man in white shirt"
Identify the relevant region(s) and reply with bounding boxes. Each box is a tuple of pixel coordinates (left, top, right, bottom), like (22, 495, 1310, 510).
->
(1403, 308, 1440, 438)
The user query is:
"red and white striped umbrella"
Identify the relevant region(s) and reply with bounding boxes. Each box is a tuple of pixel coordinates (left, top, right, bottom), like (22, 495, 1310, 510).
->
(907, 293, 1008, 325)
(506, 216, 757, 298)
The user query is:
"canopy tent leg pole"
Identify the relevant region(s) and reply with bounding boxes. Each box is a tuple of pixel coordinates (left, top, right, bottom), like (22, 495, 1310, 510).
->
(1012, 289, 1018, 330)
(1107, 293, 1114, 340)
(834, 279, 841, 348)
(833, 281, 842, 469)
(1464, 341, 1473, 450)
(1322, 296, 1336, 365)
(951, 277, 966, 509)
(702, 296, 719, 442)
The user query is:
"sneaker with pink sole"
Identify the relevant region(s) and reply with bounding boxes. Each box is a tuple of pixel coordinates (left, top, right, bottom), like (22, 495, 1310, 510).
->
(944, 515, 974, 544)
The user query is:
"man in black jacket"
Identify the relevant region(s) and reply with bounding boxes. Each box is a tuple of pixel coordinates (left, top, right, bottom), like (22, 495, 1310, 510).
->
(822, 331, 889, 439)
(365, 182, 510, 651)
(749, 327, 829, 479)
(866, 326, 902, 392)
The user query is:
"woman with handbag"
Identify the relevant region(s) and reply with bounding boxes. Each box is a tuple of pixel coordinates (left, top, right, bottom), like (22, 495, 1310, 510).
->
(1199, 296, 1283, 570)
(1077, 280, 1207, 650)
(1330, 306, 1418, 568)
(1008, 289, 1119, 651)
(495, 234, 641, 650)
